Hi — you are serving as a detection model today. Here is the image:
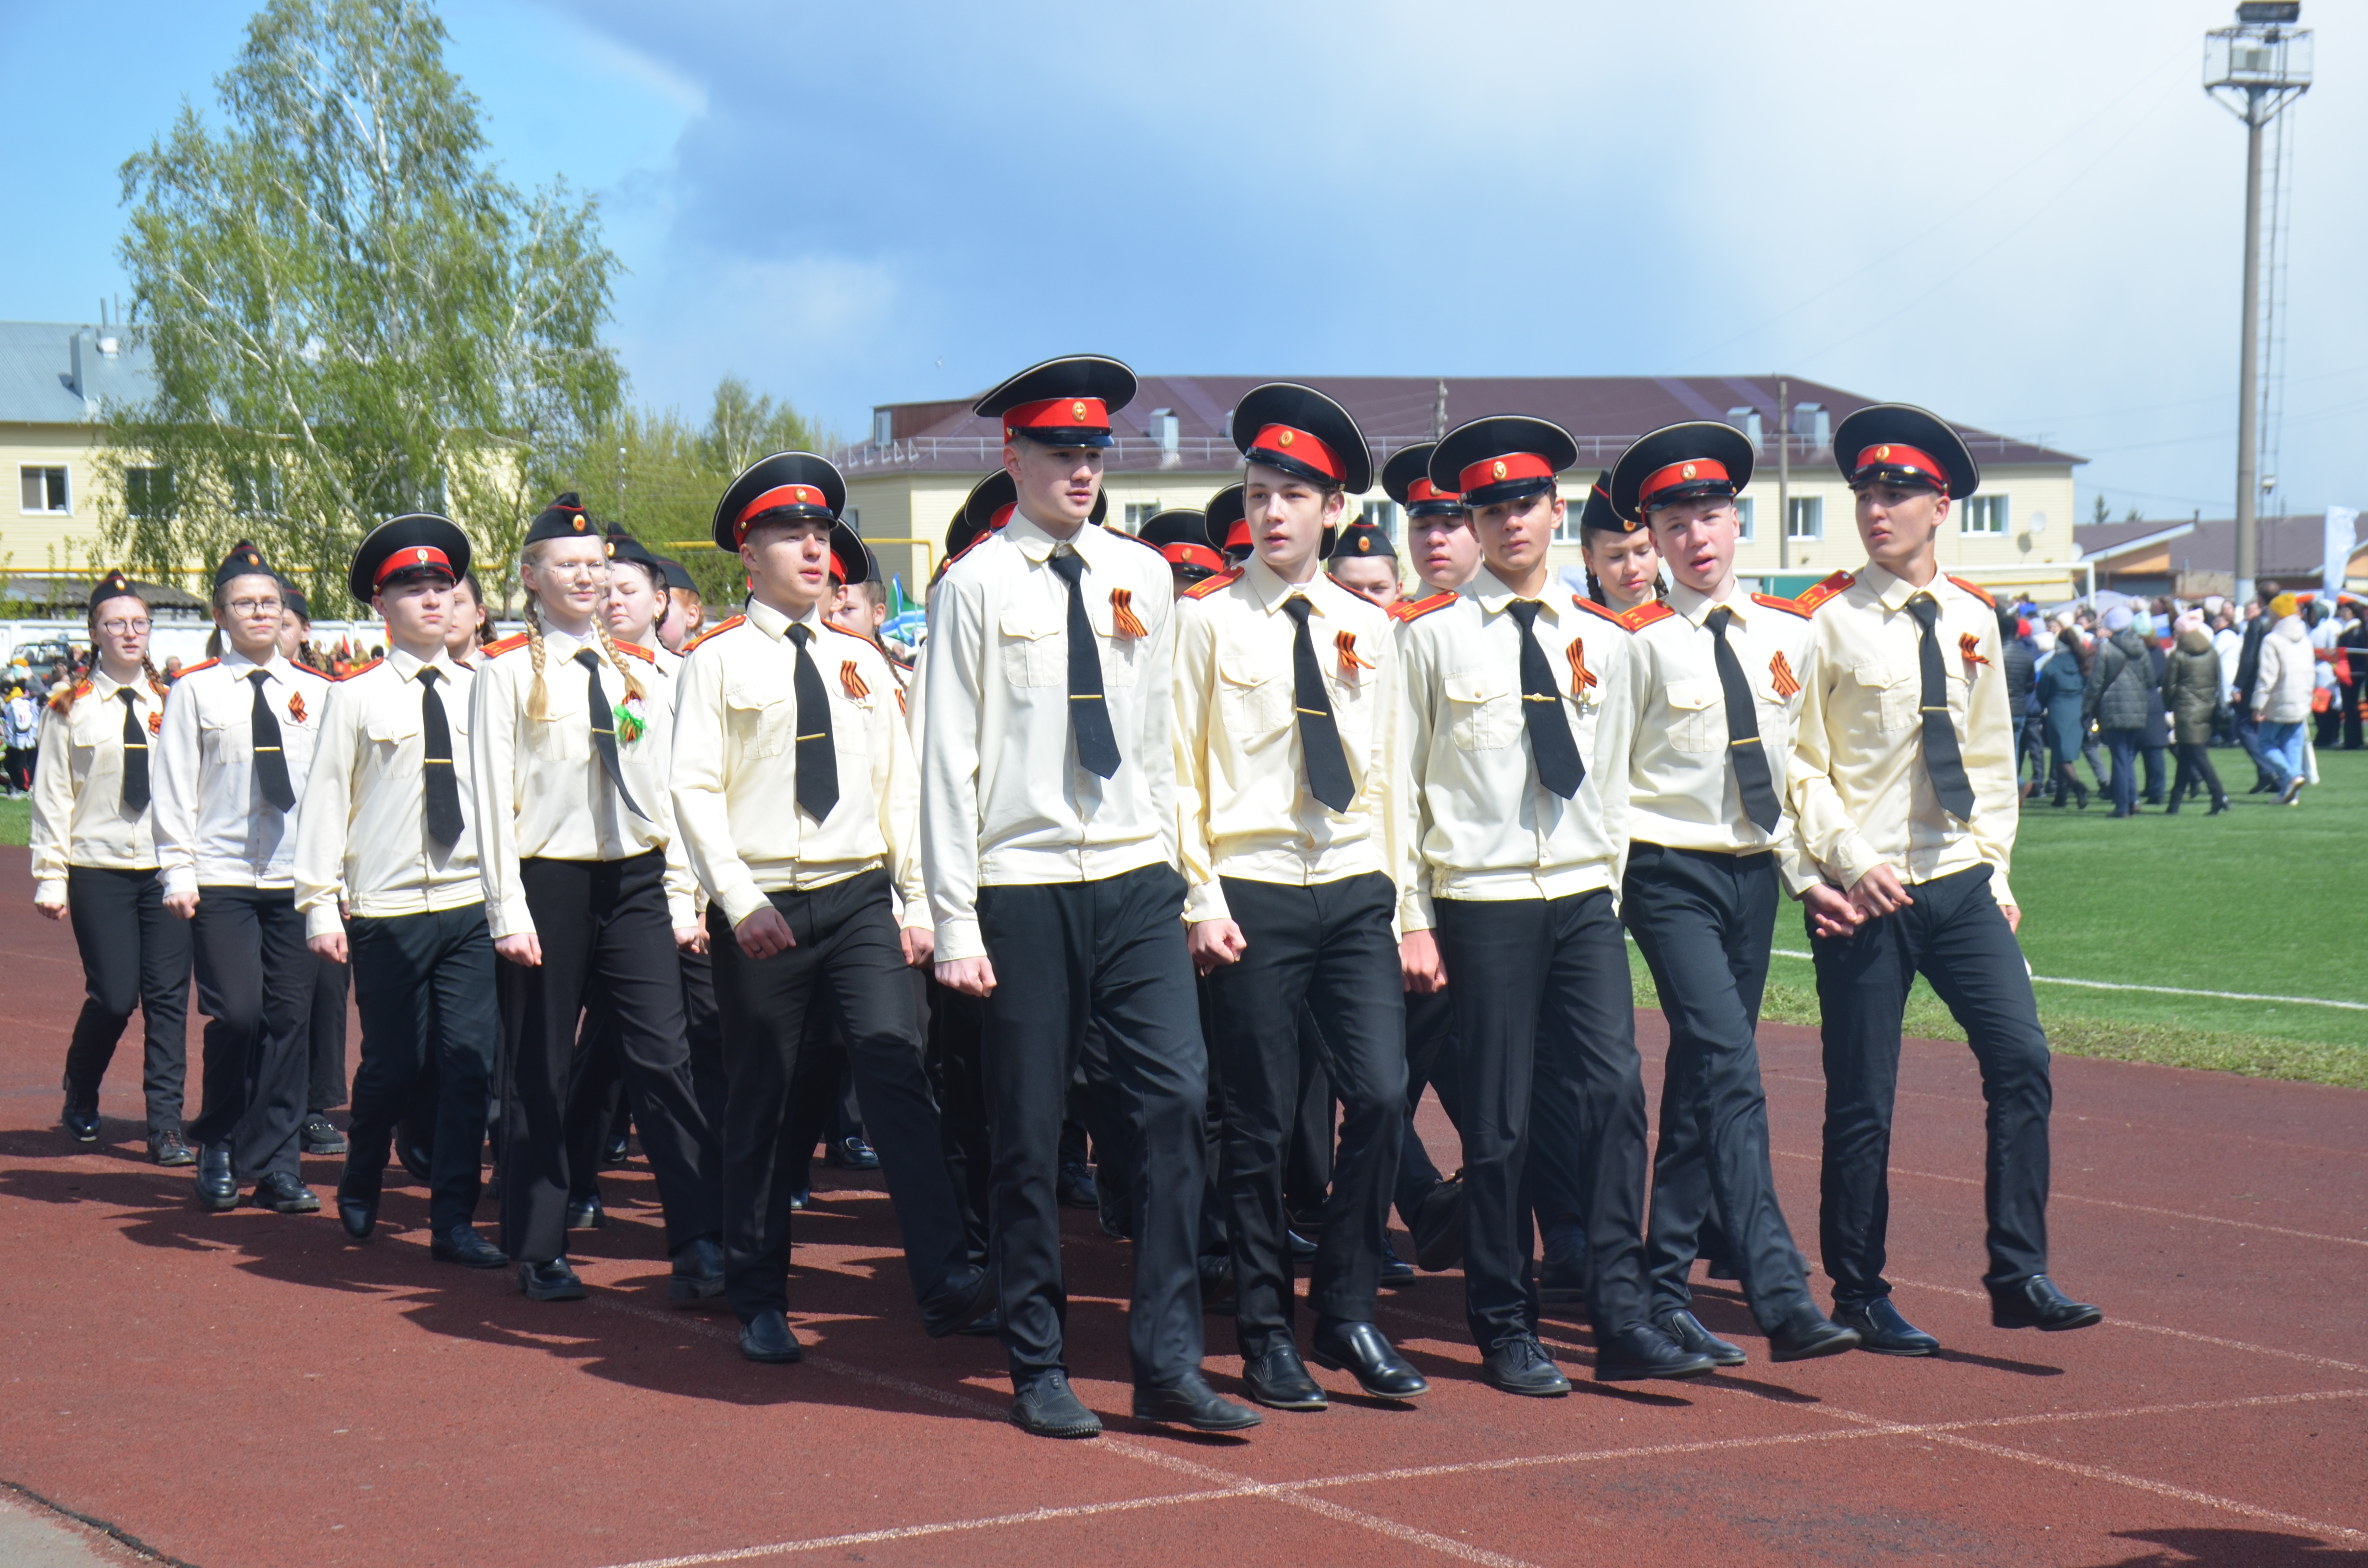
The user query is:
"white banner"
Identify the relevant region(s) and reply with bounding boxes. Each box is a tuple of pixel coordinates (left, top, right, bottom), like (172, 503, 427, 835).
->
(2326, 505, 2360, 594)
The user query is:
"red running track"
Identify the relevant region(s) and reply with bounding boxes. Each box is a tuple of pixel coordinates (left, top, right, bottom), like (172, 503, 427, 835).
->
(0, 845, 2361, 1567)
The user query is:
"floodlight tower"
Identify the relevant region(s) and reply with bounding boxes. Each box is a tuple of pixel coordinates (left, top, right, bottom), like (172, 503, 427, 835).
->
(2206, 1, 2311, 608)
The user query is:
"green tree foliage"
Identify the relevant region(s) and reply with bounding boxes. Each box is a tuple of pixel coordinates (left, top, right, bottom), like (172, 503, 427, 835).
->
(101, 0, 622, 614)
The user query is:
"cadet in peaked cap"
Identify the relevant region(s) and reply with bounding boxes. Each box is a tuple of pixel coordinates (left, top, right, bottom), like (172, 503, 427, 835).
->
(1832, 403, 1979, 500)
(349, 514, 469, 612)
(1427, 416, 1579, 513)
(1608, 422, 1755, 525)
(1382, 442, 1462, 520)
(712, 453, 865, 585)
(1233, 382, 1375, 495)
(973, 354, 1137, 449)
(1573, 469, 1666, 615)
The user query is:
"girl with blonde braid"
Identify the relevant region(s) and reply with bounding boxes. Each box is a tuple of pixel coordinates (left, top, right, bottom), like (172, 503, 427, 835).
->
(469, 493, 723, 1302)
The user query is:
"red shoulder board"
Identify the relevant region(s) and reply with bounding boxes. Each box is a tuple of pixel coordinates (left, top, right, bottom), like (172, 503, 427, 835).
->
(1392, 590, 1458, 624)
(1182, 570, 1242, 602)
(293, 662, 332, 681)
(480, 633, 530, 658)
(1795, 571, 1856, 614)
(338, 658, 383, 681)
(1750, 591, 1813, 620)
(1946, 574, 1995, 608)
(1568, 595, 1627, 625)
(178, 658, 220, 676)
(613, 638, 657, 665)
(1618, 601, 1676, 632)
(679, 615, 745, 656)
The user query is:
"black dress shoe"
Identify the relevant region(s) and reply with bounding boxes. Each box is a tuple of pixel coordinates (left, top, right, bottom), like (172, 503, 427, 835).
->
(957, 1307, 1004, 1338)
(826, 1134, 879, 1170)
(1380, 1250, 1417, 1286)
(1410, 1174, 1465, 1271)
(1597, 1323, 1717, 1382)
(336, 1161, 380, 1240)
(431, 1225, 506, 1268)
(1286, 1228, 1320, 1270)
(248, 1171, 321, 1213)
(601, 1132, 631, 1167)
(1311, 1319, 1429, 1399)
(1480, 1335, 1571, 1397)
(1134, 1372, 1263, 1433)
(1098, 1182, 1132, 1241)
(1198, 1253, 1236, 1315)
(1989, 1274, 2102, 1332)
(1656, 1310, 1746, 1367)
(394, 1131, 433, 1184)
(1768, 1304, 1861, 1362)
(1056, 1161, 1099, 1209)
(565, 1192, 604, 1230)
(1703, 1255, 1739, 1281)
(1242, 1344, 1327, 1411)
(519, 1257, 586, 1301)
(149, 1130, 194, 1167)
(300, 1113, 348, 1156)
(1011, 1372, 1102, 1439)
(62, 1105, 100, 1144)
(195, 1144, 238, 1211)
(920, 1264, 997, 1338)
(740, 1308, 803, 1363)
(668, 1236, 727, 1303)
(1835, 1297, 1940, 1355)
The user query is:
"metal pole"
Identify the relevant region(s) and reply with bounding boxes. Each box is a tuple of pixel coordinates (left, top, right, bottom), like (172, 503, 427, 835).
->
(2234, 87, 2265, 609)
(1776, 378, 1791, 574)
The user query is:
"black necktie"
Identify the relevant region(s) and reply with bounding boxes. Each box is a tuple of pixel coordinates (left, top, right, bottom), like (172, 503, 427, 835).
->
(1704, 605, 1782, 833)
(247, 669, 296, 811)
(1047, 550, 1120, 779)
(572, 648, 647, 820)
(417, 666, 464, 850)
(786, 623, 840, 822)
(1281, 596, 1355, 812)
(1907, 594, 1977, 821)
(1506, 600, 1583, 799)
(116, 687, 149, 812)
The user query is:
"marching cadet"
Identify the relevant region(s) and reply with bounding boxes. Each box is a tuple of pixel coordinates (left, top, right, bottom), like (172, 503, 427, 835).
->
(673, 453, 991, 1362)
(278, 581, 352, 1159)
(1139, 509, 1226, 597)
(34, 571, 192, 1164)
(1399, 418, 1714, 1389)
(155, 542, 332, 1214)
(1326, 518, 1402, 609)
(295, 515, 506, 1267)
(1175, 383, 1424, 1410)
(1576, 471, 1668, 613)
(469, 493, 723, 1303)
(1596, 424, 1860, 1367)
(1791, 404, 2099, 1349)
(923, 355, 1257, 1438)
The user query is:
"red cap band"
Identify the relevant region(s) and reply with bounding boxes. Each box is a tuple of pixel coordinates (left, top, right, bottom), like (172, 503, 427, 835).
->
(736, 483, 831, 541)
(1246, 424, 1342, 482)
(829, 552, 848, 582)
(1405, 477, 1459, 506)
(988, 502, 1016, 531)
(1639, 458, 1732, 508)
(375, 545, 454, 585)
(1854, 443, 1949, 494)
(1161, 542, 1226, 575)
(1004, 397, 1109, 439)
(1457, 451, 1555, 495)
(1224, 520, 1251, 550)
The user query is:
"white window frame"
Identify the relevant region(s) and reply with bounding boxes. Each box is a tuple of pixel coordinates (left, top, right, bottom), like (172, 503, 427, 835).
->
(1961, 494, 2010, 536)
(19, 465, 69, 515)
(1735, 495, 1755, 542)
(1123, 502, 1162, 533)
(1786, 495, 1822, 542)
(1360, 498, 1398, 536)
(126, 465, 174, 522)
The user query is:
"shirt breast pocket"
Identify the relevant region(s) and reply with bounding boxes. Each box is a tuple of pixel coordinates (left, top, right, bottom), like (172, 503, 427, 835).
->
(198, 705, 249, 764)
(1216, 656, 1290, 736)
(828, 685, 876, 757)
(365, 710, 419, 759)
(1851, 658, 1920, 734)
(1664, 678, 1724, 753)
(1443, 669, 1519, 751)
(999, 610, 1065, 689)
(528, 681, 590, 762)
(725, 680, 790, 760)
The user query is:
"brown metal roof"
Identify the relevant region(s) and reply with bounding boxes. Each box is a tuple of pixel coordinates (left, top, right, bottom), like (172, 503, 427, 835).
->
(2076, 514, 2365, 578)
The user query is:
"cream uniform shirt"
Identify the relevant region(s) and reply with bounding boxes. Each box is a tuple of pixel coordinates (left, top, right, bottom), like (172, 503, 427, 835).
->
(293, 646, 485, 939)
(153, 649, 332, 896)
(467, 625, 696, 940)
(1596, 583, 1817, 891)
(28, 668, 169, 905)
(1395, 572, 1621, 932)
(920, 507, 1179, 963)
(670, 597, 927, 930)
(1172, 556, 1404, 925)
(1788, 564, 2021, 908)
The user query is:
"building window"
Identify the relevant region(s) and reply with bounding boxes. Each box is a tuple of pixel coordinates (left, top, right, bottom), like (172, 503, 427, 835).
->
(1735, 496, 1755, 541)
(230, 463, 278, 518)
(842, 507, 859, 532)
(1961, 494, 2010, 536)
(19, 466, 68, 514)
(1123, 502, 1162, 533)
(1360, 499, 1397, 536)
(872, 410, 894, 447)
(126, 466, 175, 521)
(1786, 496, 1822, 541)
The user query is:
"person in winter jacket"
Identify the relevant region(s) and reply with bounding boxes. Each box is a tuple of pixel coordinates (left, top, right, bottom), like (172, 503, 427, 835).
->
(2232, 585, 2283, 792)
(1998, 609, 2041, 796)
(2080, 606, 2157, 817)
(2035, 631, 2092, 809)
(2252, 592, 2316, 803)
(2159, 612, 2228, 814)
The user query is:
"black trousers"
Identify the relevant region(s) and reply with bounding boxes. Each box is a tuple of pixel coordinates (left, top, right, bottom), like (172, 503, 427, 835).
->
(1624, 845, 1811, 1331)
(496, 853, 719, 1264)
(977, 863, 1205, 1387)
(187, 886, 317, 1182)
(1433, 889, 1650, 1348)
(61, 865, 191, 1137)
(1394, 985, 1461, 1224)
(566, 944, 726, 1204)
(1811, 862, 2053, 1304)
(707, 870, 965, 1322)
(1208, 873, 1405, 1357)
(925, 975, 992, 1267)
(1284, 1008, 1334, 1220)
(347, 904, 499, 1235)
(307, 949, 350, 1113)
(2169, 741, 2225, 806)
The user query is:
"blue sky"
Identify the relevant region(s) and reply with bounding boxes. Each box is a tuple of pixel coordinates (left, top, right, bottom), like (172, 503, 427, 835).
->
(2, 0, 2361, 521)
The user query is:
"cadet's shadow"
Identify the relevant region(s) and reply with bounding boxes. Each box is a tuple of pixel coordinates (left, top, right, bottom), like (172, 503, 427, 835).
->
(2085, 1528, 2368, 1567)
(1930, 1346, 2063, 1376)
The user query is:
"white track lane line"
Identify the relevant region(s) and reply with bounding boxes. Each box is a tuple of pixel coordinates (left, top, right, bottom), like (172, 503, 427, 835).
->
(1766, 947, 2368, 1011)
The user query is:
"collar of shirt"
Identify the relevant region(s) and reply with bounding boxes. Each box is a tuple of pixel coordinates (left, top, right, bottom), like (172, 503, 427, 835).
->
(1469, 568, 1565, 625)
(86, 666, 135, 700)
(1006, 506, 1112, 568)
(1242, 555, 1341, 619)
(384, 644, 455, 682)
(220, 647, 292, 684)
(742, 594, 829, 645)
(1666, 578, 1752, 630)
(540, 625, 590, 662)
(1860, 561, 1954, 614)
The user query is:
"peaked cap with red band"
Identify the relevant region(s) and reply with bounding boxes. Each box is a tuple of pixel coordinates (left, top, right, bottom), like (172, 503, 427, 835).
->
(348, 513, 471, 611)
(1430, 416, 1578, 511)
(1609, 421, 1756, 523)
(944, 468, 1107, 561)
(712, 452, 866, 582)
(1831, 403, 1980, 501)
(1206, 484, 1249, 561)
(1138, 509, 1224, 581)
(973, 354, 1136, 450)
(1232, 382, 1374, 494)
(1383, 442, 1462, 518)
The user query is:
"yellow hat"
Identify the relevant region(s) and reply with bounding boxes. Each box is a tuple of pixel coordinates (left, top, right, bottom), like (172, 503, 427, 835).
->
(2270, 592, 2299, 619)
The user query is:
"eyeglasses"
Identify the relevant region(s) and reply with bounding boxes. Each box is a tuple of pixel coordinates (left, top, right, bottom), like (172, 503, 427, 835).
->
(226, 597, 284, 617)
(96, 618, 151, 636)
